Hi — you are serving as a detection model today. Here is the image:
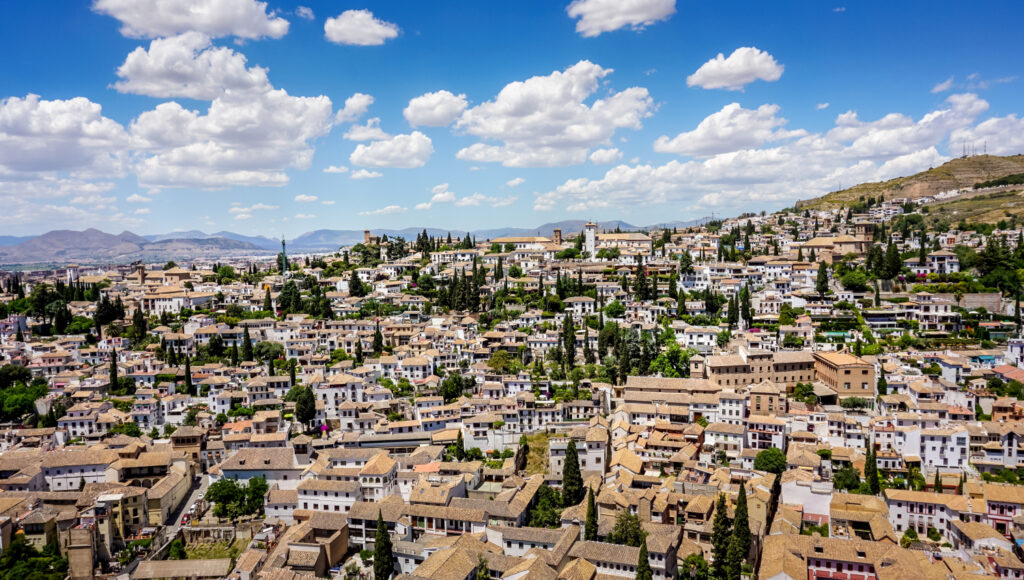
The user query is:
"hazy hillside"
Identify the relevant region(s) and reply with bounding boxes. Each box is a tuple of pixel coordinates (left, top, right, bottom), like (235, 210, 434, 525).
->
(0, 235, 34, 247)
(146, 230, 280, 250)
(796, 154, 1024, 209)
(0, 229, 269, 265)
(0, 218, 709, 264)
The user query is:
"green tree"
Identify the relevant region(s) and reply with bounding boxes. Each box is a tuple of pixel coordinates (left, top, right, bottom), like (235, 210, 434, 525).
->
(753, 448, 786, 475)
(168, 539, 186, 560)
(730, 487, 750, 561)
(865, 439, 880, 495)
(295, 386, 316, 431)
(816, 262, 829, 298)
(584, 486, 598, 541)
(710, 494, 731, 580)
(680, 553, 709, 580)
(562, 440, 584, 506)
(833, 466, 861, 491)
(607, 510, 646, 547)
(242, 326, 254, 361)
(109, 347, 118, 389)
(107, 422, 142, 438)
(374, 510, 394, 580)
(373, 322, 384, 355)
(349, 270, 366, 297)
(636, 540, 653, 580)
(454, 431, 466, 461)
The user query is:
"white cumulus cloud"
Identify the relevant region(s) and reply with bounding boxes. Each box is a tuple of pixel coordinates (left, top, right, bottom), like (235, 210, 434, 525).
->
(566, 0, 676, 37)
(454, 60, 653, 167)
(295, 6, 314, 20)
(535, 93, 991, 213)
(351, 169, 383, 179)
(817, 102, 830, 110)
(92, 0, 289, 39)
(653, 103, 804, 157)
(506, 177, 526, 188)
(130, 88, 333, 188)
(334, 93, 374, 124)
(415, 183, 457, 209)
(951, 113, 1024, 155)
(404, 90, 468, 127)
(0, 94, 129, 179)
(323, 165, 349, 174)
(932, 76, 954, 94)
(350, 131, 433, 168)
(589, 148, 622, 164)
(686, 47, 784, 91)
(126, 193, 151, 203)
(343, 118, 391, 141)
(112, 32, 271, 100)
(359, 204, 405, 216)
(294, 194, 318, 202)
(325, 10, 399, 46)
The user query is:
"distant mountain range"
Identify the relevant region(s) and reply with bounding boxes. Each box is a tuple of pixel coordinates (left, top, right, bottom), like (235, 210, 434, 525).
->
(0, 218, 707, 266)
(0, 229, 270, 266)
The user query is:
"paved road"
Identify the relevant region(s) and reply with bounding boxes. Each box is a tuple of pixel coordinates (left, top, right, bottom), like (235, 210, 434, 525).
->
(166, 475, 209, 538)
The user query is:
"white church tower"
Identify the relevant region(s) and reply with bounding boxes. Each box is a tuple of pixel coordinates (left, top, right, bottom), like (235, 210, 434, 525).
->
(584, 222, 597, 258)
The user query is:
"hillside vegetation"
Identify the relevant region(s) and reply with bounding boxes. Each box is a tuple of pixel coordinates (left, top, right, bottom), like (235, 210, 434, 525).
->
(796, 154, 1024, 209)
(920, 190, 1024, 229)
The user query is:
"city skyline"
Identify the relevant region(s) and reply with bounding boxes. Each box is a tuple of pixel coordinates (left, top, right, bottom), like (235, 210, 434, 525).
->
(2, 0, 1023, 237)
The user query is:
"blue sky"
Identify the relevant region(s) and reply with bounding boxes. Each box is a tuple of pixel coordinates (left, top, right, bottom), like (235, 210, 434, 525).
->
(1, 0, 1022, 237)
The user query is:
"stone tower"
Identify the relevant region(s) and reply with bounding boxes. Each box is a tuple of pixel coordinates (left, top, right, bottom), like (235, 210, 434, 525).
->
(584, 222, 597, 257)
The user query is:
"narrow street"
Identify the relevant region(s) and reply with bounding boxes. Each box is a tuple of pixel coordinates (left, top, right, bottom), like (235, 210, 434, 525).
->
(165, 475, 209, 538)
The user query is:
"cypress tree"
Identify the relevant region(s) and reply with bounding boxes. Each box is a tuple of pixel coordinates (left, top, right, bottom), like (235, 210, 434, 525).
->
(242, 326, 253, 361)
(934, 470, 942, 494)
(584, 486, 598, 541)
(562, 440, 583, 506)
(355, 339, 364, 364)
(229, 344, 239, 366)
(373, 510, 394, 580)
(865, 438, 880, 495)
(295, 385, 316, 431)
(816, 262, 828, 298)
(730, 487, 750, 563)
(109, 347, 118, 389)
(636, 540, 652, 580)
(373, 322, 384, 356)
(263, 289, 272, 312)
(455, 430, 466, 461)
(710, 494, 731, 580)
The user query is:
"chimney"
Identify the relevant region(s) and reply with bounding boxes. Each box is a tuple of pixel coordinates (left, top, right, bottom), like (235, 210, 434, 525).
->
(553, 228, 562, 246)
